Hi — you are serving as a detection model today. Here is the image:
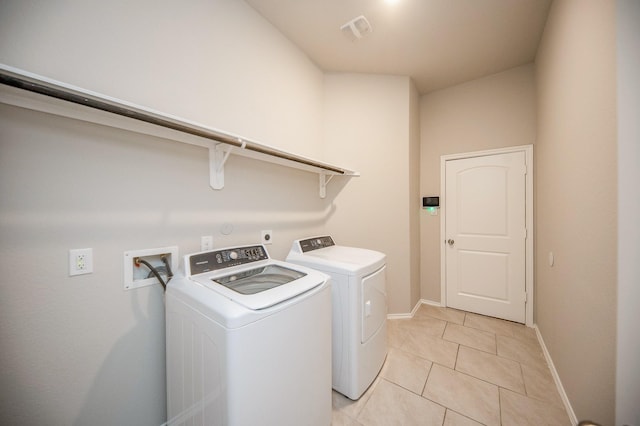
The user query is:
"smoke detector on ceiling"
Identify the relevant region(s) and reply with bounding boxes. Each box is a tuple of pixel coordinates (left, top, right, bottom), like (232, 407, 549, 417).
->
(340, 15, 373, 41)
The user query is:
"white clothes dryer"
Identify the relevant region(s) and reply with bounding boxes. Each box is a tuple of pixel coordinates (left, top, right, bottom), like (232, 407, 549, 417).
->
(286, 236, 387, 400)
(166, 244, 331, 426)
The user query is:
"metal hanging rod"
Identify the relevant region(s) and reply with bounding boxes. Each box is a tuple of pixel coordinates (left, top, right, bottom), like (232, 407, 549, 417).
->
(0, 65, 349, 176)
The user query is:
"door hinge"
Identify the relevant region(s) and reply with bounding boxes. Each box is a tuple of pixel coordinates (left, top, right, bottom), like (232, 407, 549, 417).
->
(524, 292, 528, 303)
(524, 228, 528, 239)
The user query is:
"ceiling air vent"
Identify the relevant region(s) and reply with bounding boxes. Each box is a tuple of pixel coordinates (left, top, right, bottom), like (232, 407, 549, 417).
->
(340, 15, 373, 41)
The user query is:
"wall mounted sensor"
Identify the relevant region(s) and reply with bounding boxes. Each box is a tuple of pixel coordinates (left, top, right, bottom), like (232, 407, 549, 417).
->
(423, 197, 439, 207)
(423, 196, 440, 216)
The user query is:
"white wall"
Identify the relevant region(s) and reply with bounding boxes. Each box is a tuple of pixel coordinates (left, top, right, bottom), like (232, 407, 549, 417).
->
(322, 73, 419, 314)
(419, 65, 537, 302)
(535, 0, 617, 423)
(0, 1, 329, 424)
(616, 1, 640, 424)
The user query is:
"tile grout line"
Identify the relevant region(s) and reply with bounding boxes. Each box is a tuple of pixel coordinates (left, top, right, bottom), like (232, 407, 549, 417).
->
(420, 358, 433, 396)
(421, 366, 501, 426)
(452, 338, 461, 371)
(441, 320, 450, 339)
(441, 328, 499, 356)
(498, 385, 503, 426)
(518, 360, 528, 399)
(418, 379, 467, 424)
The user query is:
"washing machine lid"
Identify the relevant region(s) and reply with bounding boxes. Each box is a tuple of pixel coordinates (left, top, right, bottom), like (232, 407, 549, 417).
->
(185, 246, 326, 311)
(287, 236, 386, 276)
(191, 261, 325, 310)
(213, 264, 305, 295)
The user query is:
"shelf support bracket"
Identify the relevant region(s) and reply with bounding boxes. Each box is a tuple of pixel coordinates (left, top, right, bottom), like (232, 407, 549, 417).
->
(209, 140, 247, 190)
(209, 144, 232, 190)
(319, 172, 334, 199)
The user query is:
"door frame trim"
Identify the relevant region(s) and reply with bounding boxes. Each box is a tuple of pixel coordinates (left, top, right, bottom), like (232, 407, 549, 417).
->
(440, 144, 534, 326)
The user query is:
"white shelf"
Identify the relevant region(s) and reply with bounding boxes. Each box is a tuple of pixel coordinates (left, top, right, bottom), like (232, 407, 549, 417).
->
(0, 64, 359, 198)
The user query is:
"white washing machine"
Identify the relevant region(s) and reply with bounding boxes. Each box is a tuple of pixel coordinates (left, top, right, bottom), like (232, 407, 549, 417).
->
(165, 244, 332, 426)
(286, 236, 387, 400)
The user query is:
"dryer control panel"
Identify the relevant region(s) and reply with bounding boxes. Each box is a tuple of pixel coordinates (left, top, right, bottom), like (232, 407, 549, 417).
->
(299, 236, 335, 252)
(188, 245, 268, 275)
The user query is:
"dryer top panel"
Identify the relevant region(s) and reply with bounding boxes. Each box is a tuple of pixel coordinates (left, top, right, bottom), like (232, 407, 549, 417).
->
(298, 236, 335, 252)
(288, 237, 386, 276)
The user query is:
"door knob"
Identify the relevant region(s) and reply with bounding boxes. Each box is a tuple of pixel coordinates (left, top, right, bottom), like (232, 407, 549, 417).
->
(447, 239, 455, 246)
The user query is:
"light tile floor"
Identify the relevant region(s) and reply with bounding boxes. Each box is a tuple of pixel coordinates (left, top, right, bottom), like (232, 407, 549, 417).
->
(332, 304, 572, 426)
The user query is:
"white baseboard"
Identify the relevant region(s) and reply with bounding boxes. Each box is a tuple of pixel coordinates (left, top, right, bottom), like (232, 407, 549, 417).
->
(387, 299, 441, 320)
(387, 311, 414, 320)
(533, 324, 578, 425)
(421, 298, 441, 307)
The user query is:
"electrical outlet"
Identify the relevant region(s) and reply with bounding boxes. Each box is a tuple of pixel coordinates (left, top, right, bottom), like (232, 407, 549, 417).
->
(124, 246, 178, 290)
(261, 230, 273, 245)
(69, 248, 93, 276)
(201, 235, 213, 251)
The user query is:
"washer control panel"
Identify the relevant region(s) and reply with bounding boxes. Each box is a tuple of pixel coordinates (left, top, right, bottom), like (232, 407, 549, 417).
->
(299, 236, 335, 253)
(188, 245, 268, 275)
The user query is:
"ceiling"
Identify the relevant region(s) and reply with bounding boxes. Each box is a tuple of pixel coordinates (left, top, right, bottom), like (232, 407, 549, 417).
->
(244, 0, 552, 94)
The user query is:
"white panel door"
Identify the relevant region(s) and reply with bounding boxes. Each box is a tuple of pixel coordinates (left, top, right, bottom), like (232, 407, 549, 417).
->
(445, 151, 526, 323)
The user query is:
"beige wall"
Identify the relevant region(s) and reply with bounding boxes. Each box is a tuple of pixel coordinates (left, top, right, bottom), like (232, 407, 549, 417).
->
(0, 0, 324, 158)
(322, 73, 419, 314)
(419, 65, 537, 301)
(616, 1, 640, 423)
(409, 81, 421, 308)
(0, 0, 329, 424)
(535, 0, 617, 423)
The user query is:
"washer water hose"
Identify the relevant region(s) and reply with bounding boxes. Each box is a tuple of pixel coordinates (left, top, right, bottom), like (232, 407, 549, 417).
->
(136, 255, 173, 291)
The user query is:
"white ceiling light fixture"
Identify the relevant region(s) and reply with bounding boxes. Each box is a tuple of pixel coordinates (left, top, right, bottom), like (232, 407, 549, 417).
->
(340, 15, 372, 41)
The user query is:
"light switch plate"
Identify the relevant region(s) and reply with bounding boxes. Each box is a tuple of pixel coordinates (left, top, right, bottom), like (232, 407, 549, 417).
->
(201, 236, 213, 251)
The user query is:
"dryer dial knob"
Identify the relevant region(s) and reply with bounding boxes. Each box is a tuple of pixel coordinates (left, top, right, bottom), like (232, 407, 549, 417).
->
(229, 251, 238, 260)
